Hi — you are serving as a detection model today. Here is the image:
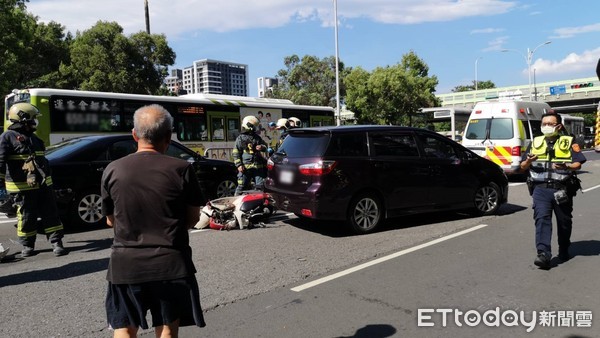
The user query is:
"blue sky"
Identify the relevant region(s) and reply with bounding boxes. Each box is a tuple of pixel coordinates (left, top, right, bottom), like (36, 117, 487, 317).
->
(28, 1, 600, 96)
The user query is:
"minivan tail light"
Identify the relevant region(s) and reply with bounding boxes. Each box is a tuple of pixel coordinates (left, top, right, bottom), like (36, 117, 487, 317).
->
(298, 161, 337, 176)
(511, 146, 521, 156)
(267, 158, 274, 171)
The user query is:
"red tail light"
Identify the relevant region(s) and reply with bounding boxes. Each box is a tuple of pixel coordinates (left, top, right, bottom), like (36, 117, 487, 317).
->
(267, 158, 274, 171)
(298, 161, 337, 176)
(301, 209, 313, 217)
(511, 146, 521, 156)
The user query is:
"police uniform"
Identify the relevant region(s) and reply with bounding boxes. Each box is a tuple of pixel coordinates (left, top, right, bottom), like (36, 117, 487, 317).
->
(232, 131, 268, 195)
(0, 103, 66, 256)
(522, 134, 586, 265)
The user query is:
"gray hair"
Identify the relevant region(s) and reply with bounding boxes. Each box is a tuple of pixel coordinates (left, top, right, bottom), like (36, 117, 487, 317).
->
(133, 104, 173, 145)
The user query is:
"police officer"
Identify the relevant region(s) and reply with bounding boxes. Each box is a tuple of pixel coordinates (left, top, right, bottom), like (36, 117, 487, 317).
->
(0, 103, 67, 257)
(232, 115, 268, 195)
(520, 112, 585, 269)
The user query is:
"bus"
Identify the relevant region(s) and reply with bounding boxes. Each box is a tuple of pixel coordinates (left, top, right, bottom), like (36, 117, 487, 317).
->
(4, 88, 335, 159)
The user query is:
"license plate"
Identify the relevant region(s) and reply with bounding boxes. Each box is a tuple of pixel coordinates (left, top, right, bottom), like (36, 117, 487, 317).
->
(280, 170, 294, 184)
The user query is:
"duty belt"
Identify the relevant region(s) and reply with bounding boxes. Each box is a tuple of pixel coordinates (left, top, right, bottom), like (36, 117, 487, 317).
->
(534, 181, 565, 190)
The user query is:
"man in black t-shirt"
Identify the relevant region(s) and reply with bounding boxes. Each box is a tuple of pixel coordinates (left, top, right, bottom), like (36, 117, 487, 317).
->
(101, 104, 206, 336)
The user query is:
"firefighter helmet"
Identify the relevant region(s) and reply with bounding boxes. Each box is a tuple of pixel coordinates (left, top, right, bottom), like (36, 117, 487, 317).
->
(288, 117, 301, 128)
(275, 118, 290, 130)
(8, 103, 41, 125)
(241, 115, 260, 132)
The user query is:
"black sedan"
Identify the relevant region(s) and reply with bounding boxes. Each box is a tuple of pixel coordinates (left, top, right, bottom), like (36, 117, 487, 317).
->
(45, 135, 237, 228)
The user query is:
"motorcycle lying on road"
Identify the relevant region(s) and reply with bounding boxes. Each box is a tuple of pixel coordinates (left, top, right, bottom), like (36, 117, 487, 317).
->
(194, 191, 275, 230)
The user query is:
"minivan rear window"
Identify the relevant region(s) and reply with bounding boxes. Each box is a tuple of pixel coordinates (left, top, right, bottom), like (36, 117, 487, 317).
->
(278, 133, 330, 157)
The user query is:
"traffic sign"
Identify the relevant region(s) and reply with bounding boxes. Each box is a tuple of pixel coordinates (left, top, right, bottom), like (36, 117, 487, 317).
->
(549, 85, 566, 95)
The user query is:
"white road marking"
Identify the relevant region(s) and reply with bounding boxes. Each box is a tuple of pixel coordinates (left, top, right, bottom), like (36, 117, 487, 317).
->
(582, 184, 600, 193)
(291, 224, 489, 292)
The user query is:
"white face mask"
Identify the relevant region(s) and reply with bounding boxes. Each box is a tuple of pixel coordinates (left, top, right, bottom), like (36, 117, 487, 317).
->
(541, 125, 558, 137)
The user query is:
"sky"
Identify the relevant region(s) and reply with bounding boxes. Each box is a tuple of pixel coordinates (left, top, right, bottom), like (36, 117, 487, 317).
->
(26, 0, 600, 97)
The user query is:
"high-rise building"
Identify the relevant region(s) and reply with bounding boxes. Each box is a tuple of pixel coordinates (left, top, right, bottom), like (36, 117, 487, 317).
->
(164, 69, 183, 94)
(257, 77, 278, 97)
(178, 59, 248, 96)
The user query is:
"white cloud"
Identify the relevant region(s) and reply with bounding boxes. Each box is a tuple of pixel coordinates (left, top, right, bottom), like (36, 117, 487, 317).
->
(531, 47, 600, 76)
(483, 36, 509, 52)
(551, 22, 600, 39)
(27, 0, 517, 38)
(470, 28, 505, 34)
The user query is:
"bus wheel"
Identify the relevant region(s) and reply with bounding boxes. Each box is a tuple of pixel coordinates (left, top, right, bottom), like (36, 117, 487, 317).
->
(216, 179, 236, 197)
(70, 189, 104, 227)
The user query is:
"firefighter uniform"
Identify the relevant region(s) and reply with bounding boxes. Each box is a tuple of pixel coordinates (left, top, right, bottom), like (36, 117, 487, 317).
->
(523, 134, 586, 267)
(0, 103, 66, 257)
(232, 131, 268, 195)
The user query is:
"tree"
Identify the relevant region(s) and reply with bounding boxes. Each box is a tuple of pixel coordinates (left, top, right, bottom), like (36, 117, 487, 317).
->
(269, 54, 348, 107)
(344, 51, 440, 126)
(54, 21, 175, 94)
(452, 80, 496, 92)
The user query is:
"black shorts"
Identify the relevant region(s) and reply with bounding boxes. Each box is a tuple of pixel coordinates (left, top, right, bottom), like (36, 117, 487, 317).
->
(105, 275, 206, 330)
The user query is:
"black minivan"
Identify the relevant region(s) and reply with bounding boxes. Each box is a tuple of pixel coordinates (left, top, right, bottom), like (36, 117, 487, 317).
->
(265, 125, 508, 234)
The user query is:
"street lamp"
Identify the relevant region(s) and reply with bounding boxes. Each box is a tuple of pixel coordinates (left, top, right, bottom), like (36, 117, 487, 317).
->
(475, 57, 482, 91)
(502, 41, 551, 101)
(333, 0, 341, 126)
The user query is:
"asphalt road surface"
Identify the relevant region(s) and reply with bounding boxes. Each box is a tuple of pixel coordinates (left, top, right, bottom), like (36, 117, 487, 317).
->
(1, 151, 599, 338)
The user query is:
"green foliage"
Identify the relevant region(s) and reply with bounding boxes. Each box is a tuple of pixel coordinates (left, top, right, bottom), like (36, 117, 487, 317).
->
(344, 51, 440, 126)
(0, 1, 70, 96)
(452, 80, 496, 92)
(0, 1, 176, 99)
(56, 21, 175, 94)
(269, 54, 348, 107)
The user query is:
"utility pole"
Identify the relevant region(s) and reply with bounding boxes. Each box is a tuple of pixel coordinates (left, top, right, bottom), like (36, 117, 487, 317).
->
(144, 0, 150, 34)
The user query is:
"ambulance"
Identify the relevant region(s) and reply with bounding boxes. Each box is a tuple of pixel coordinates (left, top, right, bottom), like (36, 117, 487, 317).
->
(462, 100, 552, 174)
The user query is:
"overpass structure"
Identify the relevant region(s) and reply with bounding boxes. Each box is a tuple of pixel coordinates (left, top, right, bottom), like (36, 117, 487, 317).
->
(437, 76, 600, 113)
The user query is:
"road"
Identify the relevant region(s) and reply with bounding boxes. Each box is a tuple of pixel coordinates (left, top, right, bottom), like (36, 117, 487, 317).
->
(1, 151, 599, 337)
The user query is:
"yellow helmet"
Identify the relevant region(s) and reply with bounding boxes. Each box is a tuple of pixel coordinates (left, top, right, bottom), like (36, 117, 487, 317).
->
(288, 117, 301, 128)
(241, 115, 260, 132)
(275, 118, 290, 130)
(8, 103, 41, 125)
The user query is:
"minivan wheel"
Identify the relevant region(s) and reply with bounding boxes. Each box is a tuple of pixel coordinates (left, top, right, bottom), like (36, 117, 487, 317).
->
(472, 182, 501, 216)
(348, 194, 383, 234)
(216, 179, 236, 197)
(70, 189, 104, 228)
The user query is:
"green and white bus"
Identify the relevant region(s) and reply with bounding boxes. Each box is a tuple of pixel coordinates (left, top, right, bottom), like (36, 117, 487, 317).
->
(4, 88, 335, 159)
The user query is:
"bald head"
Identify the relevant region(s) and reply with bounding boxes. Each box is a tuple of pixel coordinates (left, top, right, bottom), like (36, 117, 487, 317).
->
(133, 104, 173, 146)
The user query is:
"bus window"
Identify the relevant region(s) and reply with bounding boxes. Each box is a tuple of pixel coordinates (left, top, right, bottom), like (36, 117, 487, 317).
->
(176, 114, 207, 141)
(227, 117, 240, 141)
(211, 117, 225, 141)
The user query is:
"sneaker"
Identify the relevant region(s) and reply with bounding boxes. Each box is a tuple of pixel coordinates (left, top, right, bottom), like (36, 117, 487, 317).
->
(52, 241, 68, 257)
(21, 246, 35, 257)
(534, 252, 551, 269)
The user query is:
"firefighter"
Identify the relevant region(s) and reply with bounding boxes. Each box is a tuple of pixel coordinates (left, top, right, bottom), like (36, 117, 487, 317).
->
(519, 112, 586, 269)
(0, 103, 67, 257)
(288, 117, 302, 129)
(232, 115, 268, 195)
(274, 118, 291, 151)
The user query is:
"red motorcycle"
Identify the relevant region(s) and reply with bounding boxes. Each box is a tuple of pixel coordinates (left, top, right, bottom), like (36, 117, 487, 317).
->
(195, 191, 275, 230)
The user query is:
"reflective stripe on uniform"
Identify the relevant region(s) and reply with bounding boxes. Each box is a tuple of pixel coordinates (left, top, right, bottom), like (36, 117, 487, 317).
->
(6, 181, 39, 192)
(8, 154, 29, 160)
(44, 225, 64, 234)
(16, 204, 36, 238)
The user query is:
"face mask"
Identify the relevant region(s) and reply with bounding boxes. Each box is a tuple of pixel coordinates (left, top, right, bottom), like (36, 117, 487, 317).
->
(541, 125, 558, 137)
